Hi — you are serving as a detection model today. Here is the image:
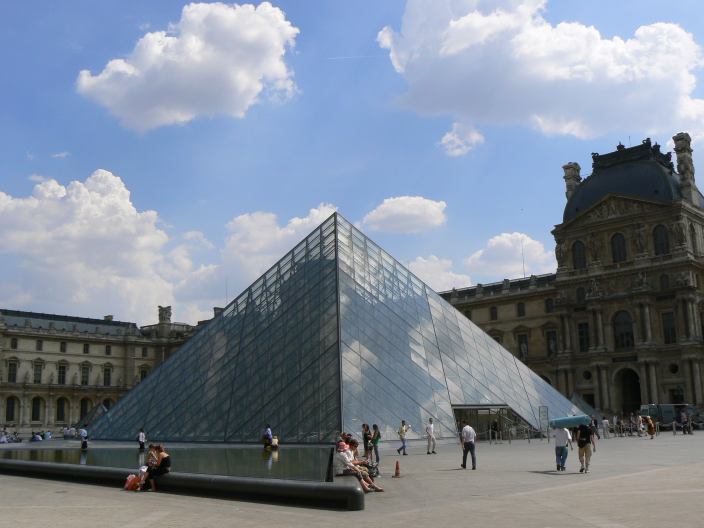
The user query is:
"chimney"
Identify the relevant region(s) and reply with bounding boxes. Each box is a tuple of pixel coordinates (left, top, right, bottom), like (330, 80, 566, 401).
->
(103, 315, 113, 321)
(563, 162, 582, 200)
(213, 307, 224, 318)
(673, 132, 697, 203)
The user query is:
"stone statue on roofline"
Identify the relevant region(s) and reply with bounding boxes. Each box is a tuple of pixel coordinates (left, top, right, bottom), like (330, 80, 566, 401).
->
(158, 305, 172, 324)
(673, 132, 695, 183)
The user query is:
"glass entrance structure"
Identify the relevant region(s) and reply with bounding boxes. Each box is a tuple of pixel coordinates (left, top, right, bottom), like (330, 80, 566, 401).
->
(90, 213, 581, 443)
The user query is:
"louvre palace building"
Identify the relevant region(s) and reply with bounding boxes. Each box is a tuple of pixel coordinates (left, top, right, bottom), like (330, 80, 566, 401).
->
(0, 306, 200, 434)
(441, 133, 704, 415)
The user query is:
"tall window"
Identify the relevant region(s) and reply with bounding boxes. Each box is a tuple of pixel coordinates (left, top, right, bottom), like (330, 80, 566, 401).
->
(80, 398, 90, 420)
(7, 362, 18, 383)
(140, 367, 149, 381)
(572, 240, 587, 269)
(613, 311, 634, 350)
(83, 343, 90, 354)
(56, 398, 67, 422)
(103, 367, 111, 387)
(546, 330, 557, 357)
(576, 287, 586, 305)
(660, 274, 670, 291)
(517, 334, 529, 359)
(545, 298, 554, 313)
(57, 364, 66, 385)
(662, 312, 677, 344)
(31, 397, 42, 422)
(611, 233, 627, 263)
(105, 345, 112, 356)
(5, 397, 17, 422)
(35, 339, 43, 351)
(10, 337, 18, 350)
(578, 322, 590, 352)
(141, 347, 148, 358)
(33, 362, 42, 384)
(653, 225, 670, 255)
(517, 302, 525, 317)
(60, 341, 67, 353)
(490, 306, 498, 321)
(690, 224, 698, 254)
(81, 365, 90, 386)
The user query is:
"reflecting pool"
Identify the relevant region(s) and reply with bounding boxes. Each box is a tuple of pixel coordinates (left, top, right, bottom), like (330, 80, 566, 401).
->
(1, 445, 332, 482)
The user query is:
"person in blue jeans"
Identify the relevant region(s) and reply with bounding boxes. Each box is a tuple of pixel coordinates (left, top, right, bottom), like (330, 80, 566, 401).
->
(552, 427, 573, 471)
(396, 420, 410, 455)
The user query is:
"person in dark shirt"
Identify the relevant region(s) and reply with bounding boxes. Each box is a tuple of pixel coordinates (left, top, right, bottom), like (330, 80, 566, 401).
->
(576, 423, 594, 474)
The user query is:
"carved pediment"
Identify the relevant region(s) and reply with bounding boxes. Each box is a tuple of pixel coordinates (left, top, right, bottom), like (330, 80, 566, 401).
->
(557, 195, 668, 231)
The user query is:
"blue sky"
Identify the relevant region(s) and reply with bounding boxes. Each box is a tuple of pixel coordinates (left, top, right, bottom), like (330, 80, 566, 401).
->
(1, 0, 704, 324)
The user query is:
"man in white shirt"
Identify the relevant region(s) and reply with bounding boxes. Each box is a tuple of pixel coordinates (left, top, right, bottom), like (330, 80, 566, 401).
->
(426, 418, 437, 455)
(460, 420, 476, 470)
(601, 416, 610, 439)
(552, 427, 573, 471)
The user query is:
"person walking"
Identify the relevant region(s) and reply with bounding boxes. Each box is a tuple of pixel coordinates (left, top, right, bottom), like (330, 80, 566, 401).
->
(396, 420, 410, 455)
(460, 420, 476, 470)
(426, 418, 437, 454)
(138, 428, 146, 451)
(601, 416, 610, 439)
(552, 427, 573, 471)
(576, 421, 594, 473)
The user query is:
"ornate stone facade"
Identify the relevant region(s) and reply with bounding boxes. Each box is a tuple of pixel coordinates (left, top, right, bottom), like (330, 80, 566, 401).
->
(0, 307, 200, 434)
(442, 135, 704, 414)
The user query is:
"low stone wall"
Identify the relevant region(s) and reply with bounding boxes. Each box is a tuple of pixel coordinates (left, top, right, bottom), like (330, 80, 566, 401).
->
(0, 458, 364, 511)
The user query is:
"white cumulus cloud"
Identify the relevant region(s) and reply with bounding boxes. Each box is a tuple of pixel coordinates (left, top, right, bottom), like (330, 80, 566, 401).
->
(77, 2, 299, 131)
(408, 255, 471, 291)
(0, 170, 175, 323)
(466, 232, 555, 282)
(362, 196, 447, 234)
(379, 0, 704, 144)
(440, 122, 485, 156)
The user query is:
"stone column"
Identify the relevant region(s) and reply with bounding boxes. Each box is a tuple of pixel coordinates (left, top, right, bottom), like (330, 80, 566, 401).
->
(600, 367, 610, 410)
(688, 300, 700, 339)
(593, 365, 602, 409)
(563, 316, 572, 353)
(648, 363, 658, 404)
(46, 396, 54, 427)
(567, 369, 575, 396)
(691, 359, 703, 405)
(682, 360, 693, 403)
(638, 363, 649, 404)
(643, 304, 653, 343)
(557, 368, 567, 395)
(596, 310, 605, 348)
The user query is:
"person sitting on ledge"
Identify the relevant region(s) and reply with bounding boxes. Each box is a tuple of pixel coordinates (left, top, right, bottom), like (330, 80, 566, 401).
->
(333, 441, 382, 493)
(143, 444, 171, 492)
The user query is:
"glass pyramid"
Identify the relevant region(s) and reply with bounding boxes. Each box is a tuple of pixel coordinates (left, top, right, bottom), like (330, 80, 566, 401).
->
(91, 213, 580, 443)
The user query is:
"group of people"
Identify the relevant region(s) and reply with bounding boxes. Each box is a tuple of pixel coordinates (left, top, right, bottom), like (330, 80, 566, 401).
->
(0, 427, 21, 443)
(125, 441, 171, 492)
(600, 413, 657, 438)
(552, 421, 596, 473)
(29, 430, 51, 441)
(333, 435, 384, 493)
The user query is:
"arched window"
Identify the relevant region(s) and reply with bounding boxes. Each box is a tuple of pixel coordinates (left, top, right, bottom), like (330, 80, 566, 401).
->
(611, 233, 627, 263)
(572, 241, 587, 269)
(5, 397, 18, 422)
(613, 311, 634, 350)
(56, 397, 68, 423)
(31, 397, 43, 422)
(653, 225, 670, 255)
(690, 224, 698, 254)
(516, 302, 525, 317)
(80, 398, 91, 420)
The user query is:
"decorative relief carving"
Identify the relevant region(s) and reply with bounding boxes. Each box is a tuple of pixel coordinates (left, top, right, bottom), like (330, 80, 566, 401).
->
(588, 232, 603, 262)
(673, 220, 687, 247)
(555, 240, 567, 267)
(632, 223, 646, 254)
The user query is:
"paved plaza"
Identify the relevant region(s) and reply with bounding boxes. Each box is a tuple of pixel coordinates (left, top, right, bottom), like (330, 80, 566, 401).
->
(1, 432, 703, 528)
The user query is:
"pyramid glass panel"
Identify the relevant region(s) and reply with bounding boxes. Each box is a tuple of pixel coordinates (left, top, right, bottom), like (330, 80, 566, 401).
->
(91, 213, 581, 443)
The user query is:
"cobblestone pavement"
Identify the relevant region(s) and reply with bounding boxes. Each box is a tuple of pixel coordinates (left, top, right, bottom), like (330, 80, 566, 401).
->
(1, 432, 702, 528)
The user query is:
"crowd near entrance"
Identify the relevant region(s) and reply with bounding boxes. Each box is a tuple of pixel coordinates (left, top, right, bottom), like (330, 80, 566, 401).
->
(452, 406, 531, 440)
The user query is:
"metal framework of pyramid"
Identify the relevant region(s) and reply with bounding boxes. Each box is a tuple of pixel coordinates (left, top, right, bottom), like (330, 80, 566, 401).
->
(91, 213, 580, 443)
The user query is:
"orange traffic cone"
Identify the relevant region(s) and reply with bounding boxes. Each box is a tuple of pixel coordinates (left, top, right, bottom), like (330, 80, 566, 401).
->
(392, 460, 401, 478)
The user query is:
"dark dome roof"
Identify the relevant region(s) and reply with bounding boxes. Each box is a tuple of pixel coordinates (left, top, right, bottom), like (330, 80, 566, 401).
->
(563, 139, 704, 223)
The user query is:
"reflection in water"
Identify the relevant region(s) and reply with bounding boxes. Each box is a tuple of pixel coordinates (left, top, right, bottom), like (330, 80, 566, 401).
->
(1, 446, 328, 482)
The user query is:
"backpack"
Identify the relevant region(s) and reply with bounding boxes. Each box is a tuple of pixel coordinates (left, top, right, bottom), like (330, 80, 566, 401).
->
(124, 474, 140, 491)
